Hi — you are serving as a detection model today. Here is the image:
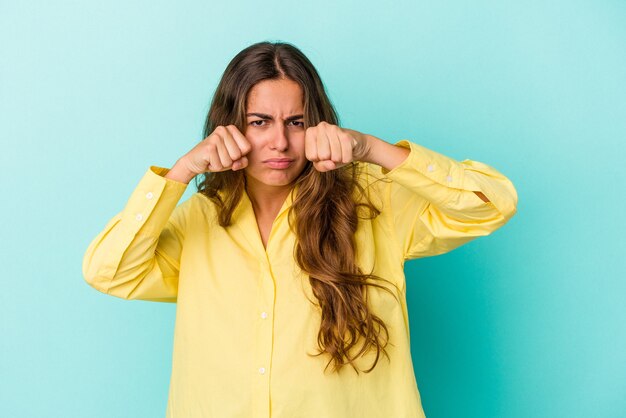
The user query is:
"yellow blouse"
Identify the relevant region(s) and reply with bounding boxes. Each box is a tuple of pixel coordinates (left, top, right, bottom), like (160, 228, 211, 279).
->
(83, 140, 518, 418)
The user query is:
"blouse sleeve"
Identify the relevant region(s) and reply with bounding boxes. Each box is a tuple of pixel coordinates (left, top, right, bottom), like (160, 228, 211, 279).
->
(373, 140, 518, 260)
(82, 166, 189, 302)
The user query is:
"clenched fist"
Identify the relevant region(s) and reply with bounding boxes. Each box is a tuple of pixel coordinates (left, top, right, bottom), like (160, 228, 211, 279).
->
(304, 122, 371, 172)
(183, 125, 252, 174)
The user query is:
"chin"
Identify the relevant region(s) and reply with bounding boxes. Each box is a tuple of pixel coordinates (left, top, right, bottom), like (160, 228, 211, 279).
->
(244, 171, 297, 188)
(246, 164, 307, 188)
(264, 174, 299, 187)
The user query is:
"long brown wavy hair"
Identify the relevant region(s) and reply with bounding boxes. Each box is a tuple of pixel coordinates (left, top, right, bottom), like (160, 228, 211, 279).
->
(195, 41, 399, 374)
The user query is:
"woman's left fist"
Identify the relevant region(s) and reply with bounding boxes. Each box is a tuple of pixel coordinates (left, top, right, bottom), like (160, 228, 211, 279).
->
(304, 122, 370, 172)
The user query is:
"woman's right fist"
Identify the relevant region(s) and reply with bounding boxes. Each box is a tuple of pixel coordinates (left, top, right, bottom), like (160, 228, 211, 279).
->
(181, 125, 252, 175)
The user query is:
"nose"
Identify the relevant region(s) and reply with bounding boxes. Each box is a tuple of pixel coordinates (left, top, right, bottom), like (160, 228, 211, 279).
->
(269, 123, 289, 151)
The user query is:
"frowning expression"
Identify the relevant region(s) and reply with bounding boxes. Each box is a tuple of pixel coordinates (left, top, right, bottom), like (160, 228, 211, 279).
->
(243, 78, 308, 191)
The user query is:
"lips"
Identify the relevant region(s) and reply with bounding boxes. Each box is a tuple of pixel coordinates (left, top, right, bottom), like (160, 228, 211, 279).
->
(263, 158, 294, 169)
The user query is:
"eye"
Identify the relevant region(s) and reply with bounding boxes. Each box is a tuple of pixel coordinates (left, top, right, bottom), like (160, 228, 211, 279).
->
(249, 120, 265, 126)
(289, 120, 304, 127)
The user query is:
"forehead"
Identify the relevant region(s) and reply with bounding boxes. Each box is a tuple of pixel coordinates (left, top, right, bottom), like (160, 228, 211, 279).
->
(246, 78, 303, 113)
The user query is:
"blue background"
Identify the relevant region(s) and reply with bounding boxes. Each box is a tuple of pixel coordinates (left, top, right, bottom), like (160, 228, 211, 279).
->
(2, 1, 625, 417)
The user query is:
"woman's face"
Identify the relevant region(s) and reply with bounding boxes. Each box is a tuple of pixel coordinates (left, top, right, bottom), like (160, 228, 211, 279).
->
(243, 78, 308, 192)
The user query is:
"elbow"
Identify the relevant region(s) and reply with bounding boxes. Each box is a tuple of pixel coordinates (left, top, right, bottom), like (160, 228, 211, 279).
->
(82, 255, 98, 289)
(467, 166, 519, 225)
(82, 240, 113, 295)
(498, 181, 519, 224)
(503, 176, 519, 216)
(82, 257, 171, 302)
(82, 260, 112, 296)
(478, 177, 518, 227)
(82, 253, 123, 298)
(82, 270, 137, 300)
(82, 246, 138, 300)
(503, 201, 517, 224)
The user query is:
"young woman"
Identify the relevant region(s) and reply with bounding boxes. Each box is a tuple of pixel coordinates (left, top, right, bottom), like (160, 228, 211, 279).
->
(83, 41, 518, 418)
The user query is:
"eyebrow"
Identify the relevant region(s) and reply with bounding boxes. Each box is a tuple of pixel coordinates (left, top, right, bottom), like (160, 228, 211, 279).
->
(246, 112, 304, 121)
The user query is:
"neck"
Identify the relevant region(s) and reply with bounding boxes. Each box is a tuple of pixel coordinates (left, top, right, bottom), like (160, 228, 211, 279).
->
(245, 178, 293, 219)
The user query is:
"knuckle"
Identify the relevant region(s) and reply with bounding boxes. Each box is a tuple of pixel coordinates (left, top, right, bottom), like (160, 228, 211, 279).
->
(207, 134, 221, 144)
(241, 142, 252, 154)
(305, 149, 316, 161)
(231, 149, 242, 160)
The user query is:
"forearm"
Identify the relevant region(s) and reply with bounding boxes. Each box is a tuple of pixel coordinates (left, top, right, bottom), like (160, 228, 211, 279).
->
(361, 134, 490, 202)
(360, 134, 410, 171)
(370, 139, 517, 259)
(165, 158, 197, 184)
(83, 166, 187, 301)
